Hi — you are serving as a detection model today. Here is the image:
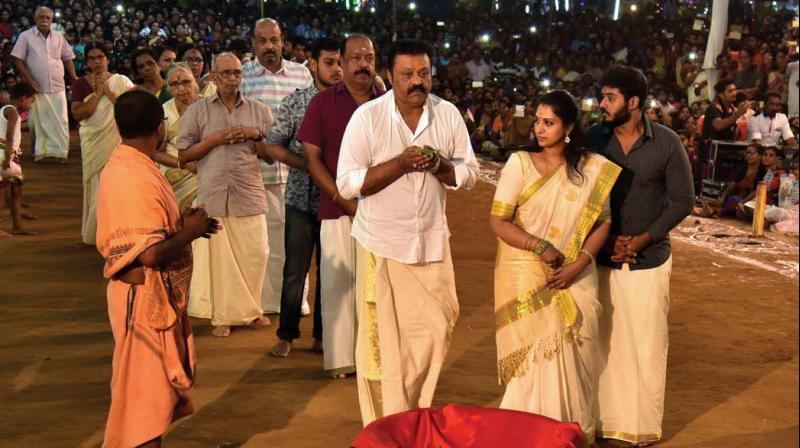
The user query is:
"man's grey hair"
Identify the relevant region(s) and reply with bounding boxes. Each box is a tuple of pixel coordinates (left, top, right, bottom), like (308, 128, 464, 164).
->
(34, 6, 54, 17)
(211, 52, 240, 72)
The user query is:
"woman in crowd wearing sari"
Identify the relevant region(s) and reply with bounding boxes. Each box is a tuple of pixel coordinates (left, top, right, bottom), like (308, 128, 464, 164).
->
(70, 42, 134, 245)
(155, 63, 200, 210)
(490, 90, 621, 442)
(158, 63, 212, 321)
(703, 143, 765, 217)
(181, 47, 216, 98)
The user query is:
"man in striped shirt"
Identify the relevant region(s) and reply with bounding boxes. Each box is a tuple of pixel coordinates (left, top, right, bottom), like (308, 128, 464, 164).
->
(242, 18, 313, 315)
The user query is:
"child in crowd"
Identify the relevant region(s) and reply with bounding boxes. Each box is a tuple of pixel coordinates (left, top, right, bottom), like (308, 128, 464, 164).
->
(1, 82, 37, 236)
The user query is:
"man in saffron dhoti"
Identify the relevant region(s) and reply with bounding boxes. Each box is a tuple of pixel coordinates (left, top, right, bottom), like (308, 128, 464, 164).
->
(336, 39, 479, 426)
(96, 90, 219, 447)
(491, 90, 621, 443)
(588, 66, 694, 446)
(70, 43, 134, 245)
(11, 6, 76, 162)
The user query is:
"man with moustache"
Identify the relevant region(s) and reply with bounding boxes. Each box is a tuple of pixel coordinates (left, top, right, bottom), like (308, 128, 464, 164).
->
(336, 39, 479, 424)
(178, 53, 274, 337)
(284, 34, 385, 376)
(242, 18, 314, 317)
(587, 65, 694, 446)
(747, 91, 798, 148)
(264, 38, 343, 361)
(11, 6, 76, 162)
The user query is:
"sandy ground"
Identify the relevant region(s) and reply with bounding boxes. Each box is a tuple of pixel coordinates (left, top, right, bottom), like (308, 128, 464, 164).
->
(0, 137, 797, 447)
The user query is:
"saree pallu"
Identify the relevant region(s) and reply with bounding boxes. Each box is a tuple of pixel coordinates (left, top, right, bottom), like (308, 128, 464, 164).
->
(96, 144, 196, 447)
(79, 74, 134, 244)
(160, 99, 198, 210)
(492, 151, 620, 439)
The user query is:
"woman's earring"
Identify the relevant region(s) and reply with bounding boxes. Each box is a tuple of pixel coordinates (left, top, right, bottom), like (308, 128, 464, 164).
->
(564, 135, 571, 144)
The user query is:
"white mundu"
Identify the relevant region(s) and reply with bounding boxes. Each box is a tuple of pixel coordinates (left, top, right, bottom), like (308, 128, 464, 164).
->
(337, 91, 479, 424)
(596, 257, 672, 444)
(319, 216, 356, 377)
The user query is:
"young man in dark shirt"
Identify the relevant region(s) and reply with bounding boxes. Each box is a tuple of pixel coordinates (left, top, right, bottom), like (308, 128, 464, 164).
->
(587, 65, 694, 446)
(699, 79, 753, 188)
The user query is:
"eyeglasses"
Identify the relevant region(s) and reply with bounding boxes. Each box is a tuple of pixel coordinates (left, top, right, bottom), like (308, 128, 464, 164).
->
(168, 79, 194, 88)
(217, 69, 243, 79)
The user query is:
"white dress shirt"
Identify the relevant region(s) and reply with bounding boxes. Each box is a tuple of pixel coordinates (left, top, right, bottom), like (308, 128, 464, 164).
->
(10, 27, 74, 94)
(747, 112, 794, 147)
(337, 92, 479, 264)
(465, 59, 492, 82)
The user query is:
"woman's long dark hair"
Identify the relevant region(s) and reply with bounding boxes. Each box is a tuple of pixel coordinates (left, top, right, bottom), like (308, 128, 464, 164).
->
(530, 89, 593, 184)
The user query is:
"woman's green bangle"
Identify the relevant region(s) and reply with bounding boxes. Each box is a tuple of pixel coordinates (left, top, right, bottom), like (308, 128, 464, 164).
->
(533, 238, 550, 255)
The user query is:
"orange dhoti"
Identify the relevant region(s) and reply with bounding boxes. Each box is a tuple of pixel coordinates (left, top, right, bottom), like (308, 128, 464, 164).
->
(96, 144, 197, 447)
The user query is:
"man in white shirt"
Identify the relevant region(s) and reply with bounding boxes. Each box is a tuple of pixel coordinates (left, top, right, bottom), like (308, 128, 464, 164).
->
(748, 92, 798, 148)
(337, 39, 479, 426)
(465, 48, 491, 83)
(11, 6, 76, 162)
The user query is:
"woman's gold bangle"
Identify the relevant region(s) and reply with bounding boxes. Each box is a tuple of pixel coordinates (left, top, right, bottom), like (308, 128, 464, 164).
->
(579, 249, 594, 264)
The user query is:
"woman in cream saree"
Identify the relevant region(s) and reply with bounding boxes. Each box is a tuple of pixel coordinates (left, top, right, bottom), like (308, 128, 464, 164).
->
(156, 63, 201, 210)
(491, 91, 620, 442)
(71, 43, 134, 245)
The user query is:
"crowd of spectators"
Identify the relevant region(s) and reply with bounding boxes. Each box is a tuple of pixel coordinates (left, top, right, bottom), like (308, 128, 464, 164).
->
(1, 1, 798, 197)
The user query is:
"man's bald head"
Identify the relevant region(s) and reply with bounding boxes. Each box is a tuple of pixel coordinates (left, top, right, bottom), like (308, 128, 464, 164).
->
(212, 52, 243, 96)
(254, 18, 282, 36)
(212, 52, 241, 72)
(252, 18, 284, 72)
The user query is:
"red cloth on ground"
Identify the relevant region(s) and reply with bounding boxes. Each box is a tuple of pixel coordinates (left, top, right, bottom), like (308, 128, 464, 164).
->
(351, 404, 584, 448)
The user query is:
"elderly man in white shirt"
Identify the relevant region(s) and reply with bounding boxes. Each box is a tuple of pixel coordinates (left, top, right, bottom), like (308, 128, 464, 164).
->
(337, 39, 479, 426)
(11, 6, 76, 162)
(748, 92, 798, 148)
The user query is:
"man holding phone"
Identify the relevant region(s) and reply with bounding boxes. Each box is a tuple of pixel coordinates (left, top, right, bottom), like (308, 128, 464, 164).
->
(698, 80, 753, 188)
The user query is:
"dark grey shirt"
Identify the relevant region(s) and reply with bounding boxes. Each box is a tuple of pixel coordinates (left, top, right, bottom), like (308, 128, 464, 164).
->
(587, 119, 694, 270)
(176, 92, 273, 217)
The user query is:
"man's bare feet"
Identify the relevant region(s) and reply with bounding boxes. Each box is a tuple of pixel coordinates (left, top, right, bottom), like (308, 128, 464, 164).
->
(271, 340, 292, 357)
(212, 325, 231, 337)
(0, 229, 10, 237)
(250, 315, 271, 327)
(10, 228, 37, 236)
(21, 211, 37, 220)
(330, 373, 348, 379)
(311, 338, 323, 354)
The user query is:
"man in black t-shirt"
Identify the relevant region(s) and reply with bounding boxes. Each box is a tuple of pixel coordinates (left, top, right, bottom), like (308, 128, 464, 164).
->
(698, 79, 752, 187)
